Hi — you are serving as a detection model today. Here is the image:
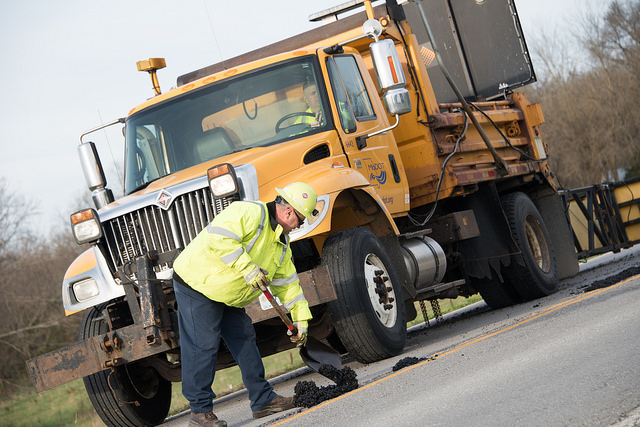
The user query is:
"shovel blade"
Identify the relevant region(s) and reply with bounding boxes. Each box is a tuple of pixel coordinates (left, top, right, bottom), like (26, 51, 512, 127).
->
(299, 336, 342, 372)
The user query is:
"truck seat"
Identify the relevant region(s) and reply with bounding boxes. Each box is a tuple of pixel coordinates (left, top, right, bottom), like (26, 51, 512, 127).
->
(194, 127, 234, 162)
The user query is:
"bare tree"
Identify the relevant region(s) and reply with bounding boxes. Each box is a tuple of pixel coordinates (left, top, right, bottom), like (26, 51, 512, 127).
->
(0, 181, 85, 394)
(526, 0, 640, 188)
(0, 178, 33, 259)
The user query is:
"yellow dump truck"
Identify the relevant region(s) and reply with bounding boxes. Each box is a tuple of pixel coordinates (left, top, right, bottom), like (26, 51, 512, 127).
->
(27, 1, 581, 425)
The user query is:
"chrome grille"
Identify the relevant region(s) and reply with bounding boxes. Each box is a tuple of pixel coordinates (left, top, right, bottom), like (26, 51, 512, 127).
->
(103, 187, 235, 270)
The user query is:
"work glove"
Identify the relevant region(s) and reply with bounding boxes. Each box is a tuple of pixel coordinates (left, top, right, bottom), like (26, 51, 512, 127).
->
(287, 320, 308, 347)
(247, 266, 269, 292)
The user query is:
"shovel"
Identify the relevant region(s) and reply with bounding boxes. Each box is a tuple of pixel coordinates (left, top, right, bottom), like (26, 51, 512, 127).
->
(261, 287, 341, 372)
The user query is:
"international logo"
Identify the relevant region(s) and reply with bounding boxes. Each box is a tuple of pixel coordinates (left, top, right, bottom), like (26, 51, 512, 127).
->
(155, 189, 174, 210)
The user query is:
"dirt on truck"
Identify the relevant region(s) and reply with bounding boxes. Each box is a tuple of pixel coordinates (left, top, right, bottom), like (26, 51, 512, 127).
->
(26, 1, 581, 425)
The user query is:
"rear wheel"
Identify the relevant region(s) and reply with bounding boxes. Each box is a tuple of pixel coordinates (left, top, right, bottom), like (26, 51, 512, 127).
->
(473, 277, 522, 309)
(502, 192, 558, 300)
(323, 227, 406, 363)
(80, 304, 171, 427)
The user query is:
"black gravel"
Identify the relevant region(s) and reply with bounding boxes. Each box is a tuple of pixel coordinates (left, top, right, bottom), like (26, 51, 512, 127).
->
(293, 365, 358, 408)
(392, 356, 428, 372)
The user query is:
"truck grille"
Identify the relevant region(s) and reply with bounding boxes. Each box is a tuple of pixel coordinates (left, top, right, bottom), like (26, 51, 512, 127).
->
(102, 188, 234, 271)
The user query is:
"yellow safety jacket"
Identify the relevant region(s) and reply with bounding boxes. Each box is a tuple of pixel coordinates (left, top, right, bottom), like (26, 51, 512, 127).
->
(293, 107, 322, 127)
(294, 104, 354, 132)
(173, 201, 312, 322)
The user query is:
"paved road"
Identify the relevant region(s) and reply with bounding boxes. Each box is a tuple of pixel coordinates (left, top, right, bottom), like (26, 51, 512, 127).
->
(163, 247, 640, 427)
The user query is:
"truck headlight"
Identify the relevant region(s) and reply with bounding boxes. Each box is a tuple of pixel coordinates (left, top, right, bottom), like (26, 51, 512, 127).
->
(70, 208, 103, 244)
(207, 163, 238, 198)
(73, 278, 99, 302)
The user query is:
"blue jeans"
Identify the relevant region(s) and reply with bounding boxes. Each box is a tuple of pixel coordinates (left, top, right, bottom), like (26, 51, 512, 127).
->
(174, 280, 276, 413)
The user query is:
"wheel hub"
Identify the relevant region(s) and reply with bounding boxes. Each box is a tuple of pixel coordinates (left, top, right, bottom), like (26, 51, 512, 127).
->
(525, 215, 551, 273)
(364, 254, 397, 327)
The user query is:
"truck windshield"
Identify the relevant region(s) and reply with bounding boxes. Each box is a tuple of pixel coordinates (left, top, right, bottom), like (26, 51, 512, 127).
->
(123, 56, 329, 195)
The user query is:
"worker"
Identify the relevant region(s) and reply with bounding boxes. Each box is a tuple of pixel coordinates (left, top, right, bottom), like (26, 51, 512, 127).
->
(295, 80, 357, 133)
(172, 182, 319, 426)
(295, 81, 324, 126)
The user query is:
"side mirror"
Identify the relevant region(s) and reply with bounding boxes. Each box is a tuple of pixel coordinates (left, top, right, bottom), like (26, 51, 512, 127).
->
(78, 141, 114, 209)
(370, 37, 412, 115)
(383, 88, 412, 115)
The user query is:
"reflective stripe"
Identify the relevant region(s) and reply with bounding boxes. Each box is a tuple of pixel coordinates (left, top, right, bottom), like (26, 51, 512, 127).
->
(221, 247, 244, 265)
(284, 293, 307, 310)
(278, 236, 290, 265)
(245, 201, 266, 254)
(270, 272, 299, 287)
(206, 225, 241, 242)
(245, 267, 259, 282)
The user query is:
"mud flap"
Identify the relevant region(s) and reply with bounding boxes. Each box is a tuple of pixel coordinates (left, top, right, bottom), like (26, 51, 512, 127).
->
(534, 192, 579, 279)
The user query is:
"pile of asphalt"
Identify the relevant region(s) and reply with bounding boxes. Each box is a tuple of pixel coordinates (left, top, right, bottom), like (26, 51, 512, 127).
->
(391, 356, 428, 371)
(576, 265, 640, 293)
(293, 365, 358, 408)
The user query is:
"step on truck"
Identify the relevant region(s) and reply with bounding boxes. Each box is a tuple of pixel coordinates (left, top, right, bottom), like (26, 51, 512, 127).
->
(27, 1, 579, 425)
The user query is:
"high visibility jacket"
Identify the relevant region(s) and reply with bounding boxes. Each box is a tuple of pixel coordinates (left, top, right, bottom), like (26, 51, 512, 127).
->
(173, 201, 312, 322)
(293, 104, 354, 132)
(293, 107, 321, 127)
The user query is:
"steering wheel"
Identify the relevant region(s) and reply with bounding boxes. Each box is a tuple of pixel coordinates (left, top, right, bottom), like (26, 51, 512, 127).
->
(275, 112, 316, 134)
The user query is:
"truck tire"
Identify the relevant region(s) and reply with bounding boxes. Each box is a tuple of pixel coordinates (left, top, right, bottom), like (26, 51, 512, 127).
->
(323, 227, 406, 363)
(473, 277, 521, 309)
(80, 304, 171, 427)
(502, 192, 558, 300)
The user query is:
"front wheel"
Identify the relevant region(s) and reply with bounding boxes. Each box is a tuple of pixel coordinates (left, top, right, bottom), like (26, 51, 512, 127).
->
(80, 304, 172, 427)
(502, 192, 558, 300)
(323, 227, 406, 363)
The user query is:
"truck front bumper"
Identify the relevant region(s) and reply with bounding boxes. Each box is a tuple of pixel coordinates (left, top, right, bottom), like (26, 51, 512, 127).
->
(27, 264, 335, 392)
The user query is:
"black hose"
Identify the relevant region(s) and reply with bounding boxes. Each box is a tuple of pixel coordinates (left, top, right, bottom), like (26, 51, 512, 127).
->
(408, 108, 469, 226)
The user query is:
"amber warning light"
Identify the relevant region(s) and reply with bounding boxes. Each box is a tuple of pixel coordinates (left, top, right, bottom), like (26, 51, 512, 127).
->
(137, 58, 166, 96)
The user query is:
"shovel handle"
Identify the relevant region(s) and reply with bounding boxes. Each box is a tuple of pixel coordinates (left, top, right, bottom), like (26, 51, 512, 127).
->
(262, 288, 297, 333)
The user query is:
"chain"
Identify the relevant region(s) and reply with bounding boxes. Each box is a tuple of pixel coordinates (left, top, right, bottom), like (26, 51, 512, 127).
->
(419, 299, 444, 327)
(430, 299, 443, 324)
(419, 300, 430, 327)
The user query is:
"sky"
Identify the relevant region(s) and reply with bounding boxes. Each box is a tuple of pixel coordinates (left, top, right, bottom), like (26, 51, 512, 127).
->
(0, 0, 584, 234)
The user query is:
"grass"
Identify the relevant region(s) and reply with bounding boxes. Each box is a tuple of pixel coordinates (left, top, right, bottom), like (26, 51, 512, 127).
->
(408, 295, 483, 327)
(0, 296, 479, 426)
(0, 380, 98, 427)
(0, 348, 306, 427)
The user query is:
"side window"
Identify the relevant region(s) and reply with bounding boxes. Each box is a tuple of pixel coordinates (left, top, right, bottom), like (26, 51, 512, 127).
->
(326, 58, 357, 134)
(331, 56, 377, 122)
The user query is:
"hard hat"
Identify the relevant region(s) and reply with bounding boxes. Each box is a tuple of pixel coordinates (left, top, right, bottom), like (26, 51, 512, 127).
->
(276, 182, 319, 220)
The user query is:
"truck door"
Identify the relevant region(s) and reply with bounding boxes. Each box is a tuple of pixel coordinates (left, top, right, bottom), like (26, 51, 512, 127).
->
(321, 52, 409, 215)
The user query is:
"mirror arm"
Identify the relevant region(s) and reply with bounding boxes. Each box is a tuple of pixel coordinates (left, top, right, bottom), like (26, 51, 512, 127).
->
(79, 118, 126, 144)
(356, 114, 399, 150)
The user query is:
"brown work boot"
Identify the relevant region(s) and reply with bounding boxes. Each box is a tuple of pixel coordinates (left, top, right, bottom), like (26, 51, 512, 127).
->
(188, 411, 227, 427)
(252, 394, 295, 418)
